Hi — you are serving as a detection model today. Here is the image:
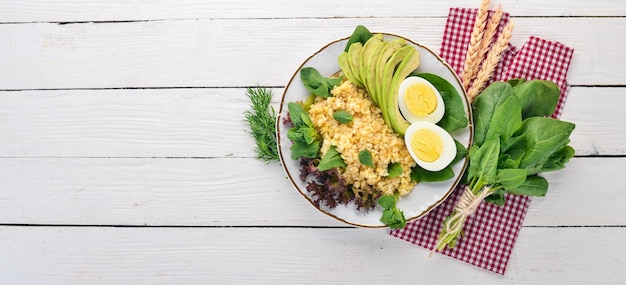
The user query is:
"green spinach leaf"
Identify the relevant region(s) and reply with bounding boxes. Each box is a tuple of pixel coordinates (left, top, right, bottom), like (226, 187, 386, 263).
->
(344, 25, 374, 52)
(333, 110, 354, 124)
(410, 165, 454, 182)
(517, 117, 576, 171)
(387, 162, 403, 178)
(484, 93, 522, 144)
(540, 145, 575, 173)
(287, 102, 321, 160)
(507, 175, 549, 196)
(507, 78, 527, 87)
(290, 140, 320, 160)
(472, 82, 515, 146)
(359, 149, 374, 168)
(377, 195, 396, 209)
(317, 146, 347, 171)
(288, 102, 306, 127)
(485, 188, 506, 206)
(468, 137, 500, 184)
(512, 80, 560, 119)
(495, 168, 527, 190)
(300, 67, 342, 98)
(377, 194, 406, 229)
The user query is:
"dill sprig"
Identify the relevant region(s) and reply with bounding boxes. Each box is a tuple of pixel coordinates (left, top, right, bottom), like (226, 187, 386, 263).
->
(244, 87, 280, 162)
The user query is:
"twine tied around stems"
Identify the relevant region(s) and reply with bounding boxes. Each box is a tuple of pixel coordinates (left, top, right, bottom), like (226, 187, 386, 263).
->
(432, 185, 496, 252)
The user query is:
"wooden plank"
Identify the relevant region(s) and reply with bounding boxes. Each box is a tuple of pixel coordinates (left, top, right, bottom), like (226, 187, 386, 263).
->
(561, 87, 626, 156)
(0, 88, 260, 158)
(0, 226, 623, 284)
(0, 157, 622, 227)
(0, 87, 621, 158)
(523, 157, 626, 226)
(1, 0, 625, 23)
(0, 17, 623, 89)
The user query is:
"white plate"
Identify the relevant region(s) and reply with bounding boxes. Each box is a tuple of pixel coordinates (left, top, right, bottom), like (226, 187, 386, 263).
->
(276, 33, 473, 227)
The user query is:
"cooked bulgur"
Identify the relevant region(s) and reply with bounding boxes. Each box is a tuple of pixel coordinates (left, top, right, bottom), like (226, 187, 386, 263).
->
(307, 80, 417, 196)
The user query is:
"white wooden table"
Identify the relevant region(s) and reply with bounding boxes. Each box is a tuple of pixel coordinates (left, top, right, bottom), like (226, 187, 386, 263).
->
(1, 1, 624, 284)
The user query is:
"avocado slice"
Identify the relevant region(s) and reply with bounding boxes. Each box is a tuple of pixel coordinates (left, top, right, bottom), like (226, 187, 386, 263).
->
(346, 42, 364, 87)
(337, 33, 421, 136)
(364, 39, 387, 104)
(375, 39, 405, 108)
(380, 44, 412, 129)
(387, 48, 421, 135)
(338, 52, 359, 87)
(359, 34, 384, 92)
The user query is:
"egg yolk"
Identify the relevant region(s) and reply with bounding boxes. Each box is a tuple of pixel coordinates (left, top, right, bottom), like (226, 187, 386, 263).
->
(410, 128, 443, 163)
(404, 83, 438, 116)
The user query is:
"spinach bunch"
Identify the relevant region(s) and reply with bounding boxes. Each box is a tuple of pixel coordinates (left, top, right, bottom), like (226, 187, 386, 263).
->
(436, 79, 576, 250)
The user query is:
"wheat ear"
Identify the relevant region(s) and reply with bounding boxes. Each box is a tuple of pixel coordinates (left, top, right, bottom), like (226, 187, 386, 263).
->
(476, 5, 503, 66)
(467, 19, 514, 101)
(461, 0, 491, 91)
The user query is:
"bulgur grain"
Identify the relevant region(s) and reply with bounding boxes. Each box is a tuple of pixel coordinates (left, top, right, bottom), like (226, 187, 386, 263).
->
(308, 80, 417, 196)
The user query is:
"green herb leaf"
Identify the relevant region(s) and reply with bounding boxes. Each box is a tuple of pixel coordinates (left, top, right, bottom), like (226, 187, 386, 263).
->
(485, 189, 506, 206)
(381, 208, 407, 229)
(540, 145, 575, 173)
(386, 162, 403, 178)
(468, 138, 500, 184)
(471, 82, 514, 146)
(507, 175, 549, 196)
(410, 165, 454, 182)
(498, 153, 517, 169)
(377, 195, 396, 209)
(453, 139, 469, 164)
(243, 87, 279, 162)
(495, 168, 527, 190)
(301, 127, 319, 145)
(501, 134, 526, 157)
(287, 101, 322, 160)
(333, 110, 354, 124)
(300, 67, 342, 98)
(507, 78, 527, 87)
(300, 111, 313, 127)
(317, 146, 347, 171)
(484, 93, 522, 144)
(344, 25, 374, 52)
(414, 73, 468, 132)
(290, 140, 320, 160)
(287, 102, 306, 127)
(512, 80, 560, 119)
(517, 117, 576, 172)
(377, 195, 406, 229)
(359, 149, 374, 168)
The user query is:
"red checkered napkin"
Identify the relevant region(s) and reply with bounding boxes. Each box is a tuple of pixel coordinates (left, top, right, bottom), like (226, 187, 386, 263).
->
(390, 7, 574, 274)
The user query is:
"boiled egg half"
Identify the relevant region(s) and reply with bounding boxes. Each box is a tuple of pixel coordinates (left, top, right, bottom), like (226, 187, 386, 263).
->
(397, 76, 445, 124)
(404, 121, 456, 172)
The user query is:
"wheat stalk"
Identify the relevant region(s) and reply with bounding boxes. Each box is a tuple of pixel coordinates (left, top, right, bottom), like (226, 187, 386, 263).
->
(467, 19, 514, 101)
(476, 5, 503, 67)
(461, 0, 491, 91)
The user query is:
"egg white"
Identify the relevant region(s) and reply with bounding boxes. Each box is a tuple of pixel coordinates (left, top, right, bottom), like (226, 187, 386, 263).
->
(404, 121, 456, 172)
(397, 76, 445, 124)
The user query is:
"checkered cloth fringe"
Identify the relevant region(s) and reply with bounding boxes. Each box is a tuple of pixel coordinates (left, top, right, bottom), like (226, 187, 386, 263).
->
(390, 7, 574, 274)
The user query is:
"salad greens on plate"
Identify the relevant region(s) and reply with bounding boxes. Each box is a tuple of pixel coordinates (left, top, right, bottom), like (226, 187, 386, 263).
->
(245, 25, 574, 233)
